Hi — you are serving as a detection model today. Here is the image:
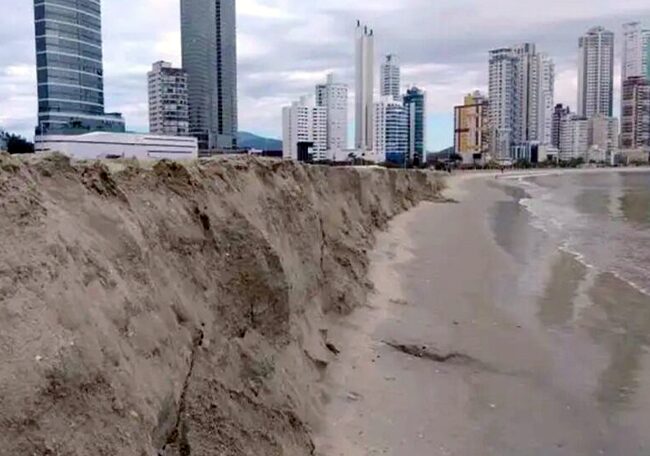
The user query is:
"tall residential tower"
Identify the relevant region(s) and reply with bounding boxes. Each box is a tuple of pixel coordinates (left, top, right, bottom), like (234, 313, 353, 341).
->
(355, 21, 374, 152)
(622, 22, 646, 80)
(578, 26, 614, 118)
(148, 61, 189, 137)
(181, 0, 238, 150)
(316, 73, 348, 154)
(488, 44, 554, 160)
(381, 54, 401, 101)
(33, 0, 124, 135)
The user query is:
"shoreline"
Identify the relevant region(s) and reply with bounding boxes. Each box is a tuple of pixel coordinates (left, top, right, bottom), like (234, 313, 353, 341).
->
(317, 171, 650, 455)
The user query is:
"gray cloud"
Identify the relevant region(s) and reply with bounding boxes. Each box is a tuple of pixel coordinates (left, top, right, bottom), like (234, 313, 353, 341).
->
(1, 0, 649, 149)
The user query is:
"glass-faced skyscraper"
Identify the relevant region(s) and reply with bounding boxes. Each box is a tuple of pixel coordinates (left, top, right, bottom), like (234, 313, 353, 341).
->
(403, 86, 426, 165)
(33, 0, 124, 135)
(181, 0, 238, 151)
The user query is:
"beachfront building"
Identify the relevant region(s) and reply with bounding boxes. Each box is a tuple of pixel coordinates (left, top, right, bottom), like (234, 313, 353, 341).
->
(488, 44, 555, 161)
(181, 0, 238, 150)
(622, 22, 647, 81)
(381, 54, 401, 101)
(578, 27, 615, 118)
(355, 21, 375, 152)
(620, 76, 650, 152)
(282, 96, 327, 162)
(559, 115, 589, 161)
(551, 104, 571, 150)
(645, 31, 650, 80)
(403, 86, 427, 165)
(588, 115, 619, 162)
(148, 61, 189, 137)
(488, 48, 518, 160)
(536, 53, 556, 146)
(316, 74, 348, 156)
(454, 91, 489, 164)
(374, 96, 409, 164)
(33, 0, 125, 135)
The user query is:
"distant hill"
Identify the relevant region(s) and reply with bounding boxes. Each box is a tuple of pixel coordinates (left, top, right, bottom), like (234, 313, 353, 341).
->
(427, 146, 454, 159)
(238, 131, 282, 151)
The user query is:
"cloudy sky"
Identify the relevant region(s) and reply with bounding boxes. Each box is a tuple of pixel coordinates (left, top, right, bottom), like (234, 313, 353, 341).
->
(1, 0, 650, 150)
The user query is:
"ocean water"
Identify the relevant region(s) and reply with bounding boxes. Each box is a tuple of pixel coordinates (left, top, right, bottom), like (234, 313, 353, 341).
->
(516, 171, 650, 296)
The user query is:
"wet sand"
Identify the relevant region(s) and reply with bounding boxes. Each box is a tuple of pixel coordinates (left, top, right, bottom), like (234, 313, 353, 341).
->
(316, 174, 650, 455)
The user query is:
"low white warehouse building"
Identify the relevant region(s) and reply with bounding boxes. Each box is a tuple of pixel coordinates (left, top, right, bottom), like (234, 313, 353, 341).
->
(35, 132, 198, 161)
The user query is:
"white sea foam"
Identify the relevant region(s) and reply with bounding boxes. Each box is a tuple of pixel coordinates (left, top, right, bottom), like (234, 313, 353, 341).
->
(506, 172, 650, 298)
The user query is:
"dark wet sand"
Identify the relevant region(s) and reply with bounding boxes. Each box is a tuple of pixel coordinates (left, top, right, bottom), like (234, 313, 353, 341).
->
(316, 175, 650, 456)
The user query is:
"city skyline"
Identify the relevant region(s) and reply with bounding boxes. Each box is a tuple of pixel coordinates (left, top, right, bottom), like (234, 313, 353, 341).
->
(2, 0, 650, 150)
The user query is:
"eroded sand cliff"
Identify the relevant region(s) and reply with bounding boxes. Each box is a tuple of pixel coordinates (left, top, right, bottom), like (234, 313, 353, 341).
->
(0, 154, 442, 455)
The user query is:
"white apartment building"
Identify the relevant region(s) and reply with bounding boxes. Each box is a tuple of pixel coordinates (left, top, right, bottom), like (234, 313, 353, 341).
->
(488, 44, 555, 160)
(536, 53, 555, 145)
(374, 96, 409, 162)
(147, 61, 189, 137)
(578, 27, 615, 118)
(355, 21, 375, 152)
(559, 115, 589, 161)
(589, 115, 619, 161)
(380, 54, 401, 101)
(282, 96, 327, 161)
(316, 73, 348, 154)
(488, 48, 518, 160)
(623, 22, 646, 80)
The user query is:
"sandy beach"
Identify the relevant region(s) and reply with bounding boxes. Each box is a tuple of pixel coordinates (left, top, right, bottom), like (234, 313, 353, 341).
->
(316, 171, 650, 456)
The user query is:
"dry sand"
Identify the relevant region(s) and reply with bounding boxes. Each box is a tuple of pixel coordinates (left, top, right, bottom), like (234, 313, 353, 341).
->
(317, 172, 650, 455)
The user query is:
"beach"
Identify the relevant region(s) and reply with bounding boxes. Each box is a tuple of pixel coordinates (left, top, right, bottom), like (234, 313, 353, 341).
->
(316, 170, 650, 455)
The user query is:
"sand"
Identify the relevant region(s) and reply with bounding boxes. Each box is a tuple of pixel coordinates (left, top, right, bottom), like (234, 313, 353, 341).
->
(316, 172, 650, 455)
(0, 153, 443, 455)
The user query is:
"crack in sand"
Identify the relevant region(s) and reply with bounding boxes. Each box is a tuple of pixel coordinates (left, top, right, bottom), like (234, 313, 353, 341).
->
(384, 341, 476, 365)
(159, 329, 204, 456)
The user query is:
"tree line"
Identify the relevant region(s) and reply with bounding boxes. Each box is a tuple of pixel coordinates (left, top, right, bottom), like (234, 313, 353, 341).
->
(1, 131, 34, 154)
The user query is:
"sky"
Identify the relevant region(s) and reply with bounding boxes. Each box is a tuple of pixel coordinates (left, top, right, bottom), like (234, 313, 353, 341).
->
(1, 0, 650, 151)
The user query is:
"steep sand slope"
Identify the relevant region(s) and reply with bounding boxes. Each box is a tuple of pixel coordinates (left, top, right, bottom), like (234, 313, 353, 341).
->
(0, 154, 443, 456)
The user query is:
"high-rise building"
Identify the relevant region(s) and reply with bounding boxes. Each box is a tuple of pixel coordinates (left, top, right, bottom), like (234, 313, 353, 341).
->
(551, 104, 571, 149)
(588, 115, 619, 161)
(403, 86, 426, 165)
(282, 96, 327, 162)
(381, 54, 401, 101)
(33, 0, 125, 135)
(454, 91, 489, 164)
(374, 96, 409, 163)
(559, 115, 589, 161)
(644, 31, 650, 80)
(316, 73, 348, 153)
(621, 76, 650, 151)
(488, 44, 554, 160)
(623, 22, 645, 80)
(148, 61, 189, 137)
(535, 53, 556, 145)
(355, 21, 375, 152)
(488, 48, 519, 159)
(181, 0, 238, 150)
(578, 26, 614, 118)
